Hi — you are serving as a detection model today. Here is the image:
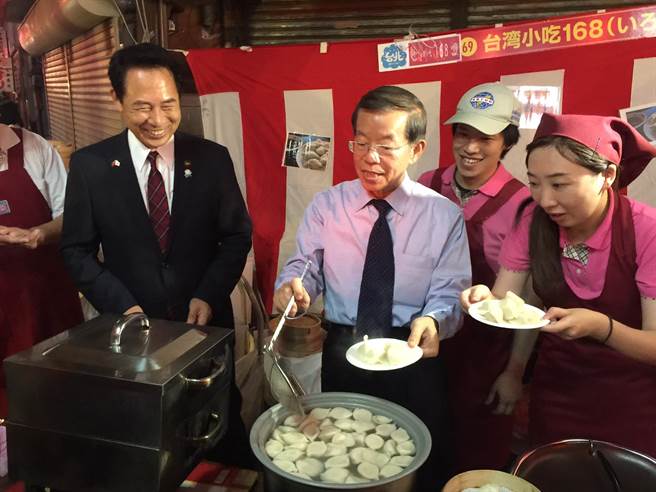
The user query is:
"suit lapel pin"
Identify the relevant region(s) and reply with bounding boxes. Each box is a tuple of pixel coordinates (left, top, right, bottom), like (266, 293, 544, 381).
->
(111, 159, 121, 168)
(184, 160, 192, 178)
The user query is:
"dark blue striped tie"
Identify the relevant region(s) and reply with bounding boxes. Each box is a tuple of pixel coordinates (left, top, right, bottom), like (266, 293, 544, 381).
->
(356, 199, 395, 337)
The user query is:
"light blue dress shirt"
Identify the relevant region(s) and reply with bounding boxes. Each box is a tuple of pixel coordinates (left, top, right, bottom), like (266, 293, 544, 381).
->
(276, 174, 471, 339)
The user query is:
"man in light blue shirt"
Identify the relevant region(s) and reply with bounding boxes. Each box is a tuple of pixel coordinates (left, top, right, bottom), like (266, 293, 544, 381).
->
(274, 86, 471, 488)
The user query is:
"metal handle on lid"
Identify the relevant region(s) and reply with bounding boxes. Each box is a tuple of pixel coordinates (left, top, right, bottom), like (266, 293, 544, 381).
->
(109, 313, 150, 349)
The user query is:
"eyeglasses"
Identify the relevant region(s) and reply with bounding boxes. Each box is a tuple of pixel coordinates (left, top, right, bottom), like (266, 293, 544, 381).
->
(348, 140, 409, 157)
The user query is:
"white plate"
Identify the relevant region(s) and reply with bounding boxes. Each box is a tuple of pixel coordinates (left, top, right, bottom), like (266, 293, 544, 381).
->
(346, 338, 423, 371)
(468, 300, 549, 330)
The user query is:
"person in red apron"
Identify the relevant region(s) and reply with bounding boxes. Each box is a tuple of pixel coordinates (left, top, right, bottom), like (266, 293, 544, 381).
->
(419, 82, 535, 472)
(462, 113, 656, 458)
(0, 124, 82, 416)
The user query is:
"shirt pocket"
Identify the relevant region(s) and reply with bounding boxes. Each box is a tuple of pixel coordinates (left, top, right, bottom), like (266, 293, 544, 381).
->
(394, 253, 436, 307)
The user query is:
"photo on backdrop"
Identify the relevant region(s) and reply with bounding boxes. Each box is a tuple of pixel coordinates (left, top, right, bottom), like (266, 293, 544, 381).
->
(282, 132, 331, 171)
(620, 103, 656, 144)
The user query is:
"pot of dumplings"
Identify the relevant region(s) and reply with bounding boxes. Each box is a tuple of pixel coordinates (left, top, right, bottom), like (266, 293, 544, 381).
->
(250, 391, 431, 491)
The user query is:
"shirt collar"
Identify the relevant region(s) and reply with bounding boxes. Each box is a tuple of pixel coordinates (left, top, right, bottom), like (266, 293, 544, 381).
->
(444, 162, 513, 198)
(127, 130, 175, 171)
(559, 190, 614, 251)
(0, 123, 20, 151)
(353, 173, 413, 216)
(478, 164, 515, 197)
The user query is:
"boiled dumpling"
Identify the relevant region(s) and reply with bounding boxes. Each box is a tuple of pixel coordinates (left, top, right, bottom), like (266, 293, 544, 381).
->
(353, 408, 373, 422)
(346, 474, 368, 483)
(276, 448, 304, 462)
(364, 433, 384, 450)
(357, 462, 379, 480)
(284, 414, 303, 427)
(288, 440, 308, 451)
(320, 467, 349, 483)
(391, 428, 410, 443)
(479, 299, 504, 323)
(386, 342, 412, 365)
(397, 440, 416, 455)
(310, 407, 330, 420)
(362, 448, 390, 467)
(281, 432, 307, 445)
(325, 455, 350, 468)
(265, 439, 283, 458)
(357, 335, 386, 364)
(329, 407, 353, 420)
(373, 415, 392, 424)
(375, 423, 396, 437)
(383, 439, 397, 456)
(332, 432, 356, 447)
(516, 308, 541, 325)
(380, 464, 403, 478)
(325, 443, 347, 457)
(318, 425, 339, 442)
(306, 440, 327, 457)
(349, 446, 366, 464)
(390, 455, 414, 467)
(334, 419, 354, 431)
(500, 290, 525, 320)
(296, 457, 324, 477)
(352, 420, 375, 433)
(273, 459, 297, 473)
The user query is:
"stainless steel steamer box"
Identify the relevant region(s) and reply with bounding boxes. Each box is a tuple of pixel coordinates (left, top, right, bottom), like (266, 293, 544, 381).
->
(4, 314, 234, 492)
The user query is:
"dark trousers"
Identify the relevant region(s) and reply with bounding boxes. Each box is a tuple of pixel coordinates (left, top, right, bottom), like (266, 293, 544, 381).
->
(321, 322, 454, 490)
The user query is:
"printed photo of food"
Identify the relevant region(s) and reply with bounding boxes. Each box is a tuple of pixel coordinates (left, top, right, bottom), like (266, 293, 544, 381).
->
(620, 103, 656, 144)
(283, 133, 331, 171)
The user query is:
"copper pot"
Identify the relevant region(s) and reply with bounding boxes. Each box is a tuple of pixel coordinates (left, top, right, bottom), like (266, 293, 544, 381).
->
(268, 313, 326, 358)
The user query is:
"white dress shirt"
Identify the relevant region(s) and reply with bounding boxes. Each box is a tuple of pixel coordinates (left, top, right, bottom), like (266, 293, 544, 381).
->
(127, 130, 175, 211)
(0, 124, 67, 218)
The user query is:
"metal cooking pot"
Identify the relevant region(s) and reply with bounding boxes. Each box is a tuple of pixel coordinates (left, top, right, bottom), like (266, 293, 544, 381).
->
(512, 439, 656, 492)
(250, 392, 431, 492)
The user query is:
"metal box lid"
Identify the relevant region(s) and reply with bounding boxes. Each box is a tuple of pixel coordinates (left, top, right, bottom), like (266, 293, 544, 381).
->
(4, 313, 232, 385)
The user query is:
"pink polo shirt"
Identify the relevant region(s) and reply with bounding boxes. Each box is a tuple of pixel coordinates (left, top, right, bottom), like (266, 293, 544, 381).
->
(419, 164, 531, 274)
(499, 192, 656, 299)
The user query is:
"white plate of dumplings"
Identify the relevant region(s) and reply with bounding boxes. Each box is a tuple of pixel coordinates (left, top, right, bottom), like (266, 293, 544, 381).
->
(346, 336, 423, 371)
(468, 291, 549, 330)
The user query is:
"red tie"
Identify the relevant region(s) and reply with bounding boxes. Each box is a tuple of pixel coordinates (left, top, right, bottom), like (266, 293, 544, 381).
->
(146, 151, 170, 254)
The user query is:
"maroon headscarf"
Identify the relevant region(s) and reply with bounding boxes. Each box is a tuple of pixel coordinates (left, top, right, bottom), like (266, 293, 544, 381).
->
(533, 113, 656, 187)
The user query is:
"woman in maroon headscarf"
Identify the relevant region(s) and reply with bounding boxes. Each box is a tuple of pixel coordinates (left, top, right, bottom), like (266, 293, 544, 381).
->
(461, 113, 656, 457)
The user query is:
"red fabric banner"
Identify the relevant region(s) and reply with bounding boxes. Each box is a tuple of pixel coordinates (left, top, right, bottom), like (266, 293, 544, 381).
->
(187, 9, 656, 307)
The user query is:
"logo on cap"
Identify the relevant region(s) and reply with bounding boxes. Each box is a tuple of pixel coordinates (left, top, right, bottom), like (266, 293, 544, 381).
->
(470, 91, 494, 110)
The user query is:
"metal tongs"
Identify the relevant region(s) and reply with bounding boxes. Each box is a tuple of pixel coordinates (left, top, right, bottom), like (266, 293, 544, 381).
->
(263, 260, 312, 417)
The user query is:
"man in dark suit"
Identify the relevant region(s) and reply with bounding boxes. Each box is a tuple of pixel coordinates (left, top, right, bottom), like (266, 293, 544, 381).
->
(60, 43, 253, 465)
(61, 43, 251, 328)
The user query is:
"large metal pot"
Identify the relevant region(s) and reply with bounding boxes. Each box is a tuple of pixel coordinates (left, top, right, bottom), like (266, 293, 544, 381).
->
(250, 392, 431, 492)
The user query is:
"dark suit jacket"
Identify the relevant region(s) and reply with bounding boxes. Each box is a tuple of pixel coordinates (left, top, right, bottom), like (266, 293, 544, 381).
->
(61, 130, 252, 328)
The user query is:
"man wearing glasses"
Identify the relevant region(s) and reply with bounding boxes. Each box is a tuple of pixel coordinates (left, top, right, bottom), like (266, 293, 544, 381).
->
(274, 85, 471, 488)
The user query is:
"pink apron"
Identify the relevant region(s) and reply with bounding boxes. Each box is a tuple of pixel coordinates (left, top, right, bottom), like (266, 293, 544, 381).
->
(531, 191, 656, 458)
